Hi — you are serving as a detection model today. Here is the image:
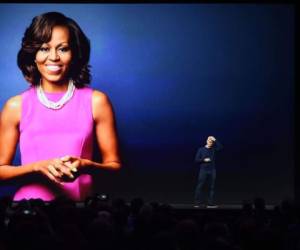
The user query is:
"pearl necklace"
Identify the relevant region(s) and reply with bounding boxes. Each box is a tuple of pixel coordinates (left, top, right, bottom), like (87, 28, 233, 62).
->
(37, 79, 76, 110)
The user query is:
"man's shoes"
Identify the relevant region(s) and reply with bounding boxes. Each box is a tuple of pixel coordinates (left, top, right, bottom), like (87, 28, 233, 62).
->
(206, 204, 218, 208)
(193, 203, 205, 208)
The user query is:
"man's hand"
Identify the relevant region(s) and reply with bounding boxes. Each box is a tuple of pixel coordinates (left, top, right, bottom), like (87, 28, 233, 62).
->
(208, 136, 216, 142)
(204, 158, 211, 162)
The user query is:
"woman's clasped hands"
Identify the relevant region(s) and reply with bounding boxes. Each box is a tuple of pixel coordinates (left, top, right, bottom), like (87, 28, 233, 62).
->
(34, 155, 88, 184)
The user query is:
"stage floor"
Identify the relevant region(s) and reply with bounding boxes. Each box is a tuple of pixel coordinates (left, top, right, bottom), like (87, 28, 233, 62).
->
(72, 202, 276, 210)
(11, 202, 276, 211)
(169, 204, 276, 210)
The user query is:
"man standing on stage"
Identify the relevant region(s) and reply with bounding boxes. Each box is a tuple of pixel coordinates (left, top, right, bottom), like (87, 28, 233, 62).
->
(194, 136, 223, 208)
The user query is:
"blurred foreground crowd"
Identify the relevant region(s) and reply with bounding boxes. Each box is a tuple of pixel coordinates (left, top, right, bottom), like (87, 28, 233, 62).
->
(0, 196, 299, 250)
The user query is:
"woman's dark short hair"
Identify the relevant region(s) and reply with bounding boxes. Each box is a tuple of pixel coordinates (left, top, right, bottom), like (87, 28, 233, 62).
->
(17, 12, 91, 88)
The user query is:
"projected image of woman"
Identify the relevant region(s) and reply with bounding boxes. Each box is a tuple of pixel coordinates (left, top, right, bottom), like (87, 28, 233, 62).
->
(0, 12, 121, 201)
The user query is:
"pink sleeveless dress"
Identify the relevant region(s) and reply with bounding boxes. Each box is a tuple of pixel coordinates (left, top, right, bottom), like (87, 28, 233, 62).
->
(14, 86, 94, 201)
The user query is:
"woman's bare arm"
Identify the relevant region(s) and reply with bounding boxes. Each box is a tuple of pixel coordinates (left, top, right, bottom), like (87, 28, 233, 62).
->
(0, 95, 29, 179)
(92, 90, 121, 169)
(0, 95, 73, 182)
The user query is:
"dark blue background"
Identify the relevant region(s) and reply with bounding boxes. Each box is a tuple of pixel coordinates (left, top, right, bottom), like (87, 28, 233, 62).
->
(0, 4, 294, 204)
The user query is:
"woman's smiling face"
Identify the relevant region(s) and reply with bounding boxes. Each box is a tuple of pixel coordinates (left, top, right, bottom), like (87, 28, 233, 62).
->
(35, 25, 72, 85)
